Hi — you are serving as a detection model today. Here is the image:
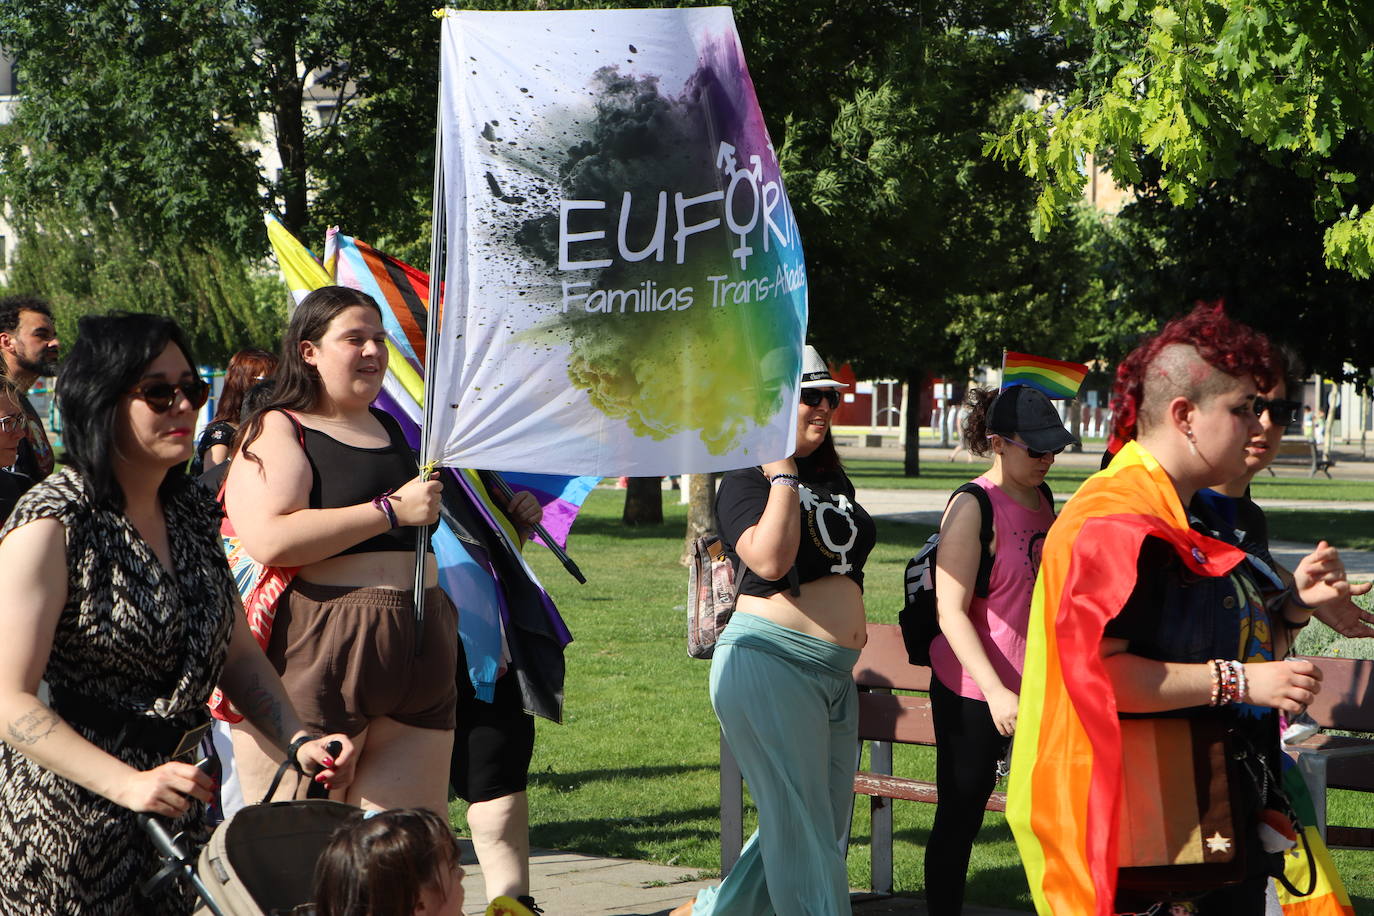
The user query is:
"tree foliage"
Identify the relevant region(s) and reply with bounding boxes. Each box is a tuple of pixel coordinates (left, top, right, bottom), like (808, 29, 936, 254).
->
(733, 0, 1140, 381)
(986, 1, 1374, 278)
(1107, 145, 1374, 380)
(2, 207, 287, 366)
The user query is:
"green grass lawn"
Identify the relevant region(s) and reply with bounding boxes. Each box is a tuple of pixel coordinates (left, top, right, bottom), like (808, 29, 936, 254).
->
(1268, 509, 1374, 551)
(454, 489, 1374, 913)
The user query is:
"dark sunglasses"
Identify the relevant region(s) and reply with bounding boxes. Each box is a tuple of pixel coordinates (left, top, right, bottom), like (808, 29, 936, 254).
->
(1254, 397, 1301, 428)
(127, 378, 211, 413)
(800, 388, 840, 409)
(993, 434, 1062, 460)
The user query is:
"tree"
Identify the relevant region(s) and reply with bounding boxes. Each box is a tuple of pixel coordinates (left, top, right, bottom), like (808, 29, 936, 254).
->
(986, 1, 1374, 280)
(1, 206, 286, 365)
(622, 477, 664, 527)
(1103, 145, 1374, 379)
(0, 0, 451, 256)
(733, 1, 1136, 475)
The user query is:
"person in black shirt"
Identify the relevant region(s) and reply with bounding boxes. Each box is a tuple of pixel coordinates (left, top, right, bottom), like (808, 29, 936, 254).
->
(672, 346, 877, 916)
(191, 347, 277, 477)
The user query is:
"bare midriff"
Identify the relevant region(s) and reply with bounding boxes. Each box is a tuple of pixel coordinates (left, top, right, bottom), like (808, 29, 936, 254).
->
(735, 574, 867, 649)
(298, 550, 440, 590)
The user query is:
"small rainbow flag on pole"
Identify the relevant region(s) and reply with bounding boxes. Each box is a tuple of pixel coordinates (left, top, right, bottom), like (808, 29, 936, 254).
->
(1001, 352, 1090, 399)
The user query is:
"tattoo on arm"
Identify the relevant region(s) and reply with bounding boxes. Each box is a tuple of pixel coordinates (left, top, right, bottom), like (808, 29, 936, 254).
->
(240, 673, 287, 747)
(7, 706, 60, 747)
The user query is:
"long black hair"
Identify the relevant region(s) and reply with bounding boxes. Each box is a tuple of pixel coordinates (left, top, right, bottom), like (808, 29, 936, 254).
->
(57, 312, 199, 509)
(237, 286, 383, 466)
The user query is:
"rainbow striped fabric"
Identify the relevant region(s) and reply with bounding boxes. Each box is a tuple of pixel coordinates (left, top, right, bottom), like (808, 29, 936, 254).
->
(1001, 351, 1089, 399)
(1008, 440, 1352, 915)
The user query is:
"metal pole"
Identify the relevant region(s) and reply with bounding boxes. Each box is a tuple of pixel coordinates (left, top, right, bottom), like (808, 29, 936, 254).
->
(414, 67, 447, 654)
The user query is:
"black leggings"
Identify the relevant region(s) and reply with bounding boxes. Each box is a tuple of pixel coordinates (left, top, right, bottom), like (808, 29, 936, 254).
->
(924, 674, 1010, 916)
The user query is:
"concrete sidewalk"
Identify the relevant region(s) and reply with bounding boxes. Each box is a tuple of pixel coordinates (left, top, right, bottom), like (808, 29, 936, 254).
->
(457, 843, 1027, 915)
(856, 488, 1374, 579)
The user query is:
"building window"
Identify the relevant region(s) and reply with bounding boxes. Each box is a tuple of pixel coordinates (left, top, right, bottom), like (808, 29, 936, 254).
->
(316, 104, 337, 126)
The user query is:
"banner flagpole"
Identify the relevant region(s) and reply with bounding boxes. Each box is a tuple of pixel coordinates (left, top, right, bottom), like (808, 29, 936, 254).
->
(414, 68, 446, 655)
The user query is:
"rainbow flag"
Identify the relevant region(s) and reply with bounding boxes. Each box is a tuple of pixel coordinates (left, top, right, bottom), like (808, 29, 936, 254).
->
(1273, 755, 1355, 914)
(1001, 351, 1089, 399)
(1009, 440, 1349, 915)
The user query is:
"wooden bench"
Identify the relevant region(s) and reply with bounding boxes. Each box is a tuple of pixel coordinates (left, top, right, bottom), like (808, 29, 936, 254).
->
(718, 623, 1004, 894)
(1287, 654, 1374, 849)
(1267, 438, 1333, 477)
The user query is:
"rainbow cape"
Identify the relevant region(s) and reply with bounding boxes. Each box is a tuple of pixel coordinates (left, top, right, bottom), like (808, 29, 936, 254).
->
(1002, 351, 1089, 399)
(1008, 440, 1351, 914)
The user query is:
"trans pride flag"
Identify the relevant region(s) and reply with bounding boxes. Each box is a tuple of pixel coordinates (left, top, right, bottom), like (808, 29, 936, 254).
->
(1008, 440, 1351, 915)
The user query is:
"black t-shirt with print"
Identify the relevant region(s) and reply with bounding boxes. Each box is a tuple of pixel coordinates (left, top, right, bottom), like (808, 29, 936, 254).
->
(716, 455, 876, 597)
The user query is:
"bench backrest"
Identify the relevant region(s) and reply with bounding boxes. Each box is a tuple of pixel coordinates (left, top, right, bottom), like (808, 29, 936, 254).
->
(855, 623, 931, 691)
(855, 623, 936, 746)
(1299, 655, 1374, 732)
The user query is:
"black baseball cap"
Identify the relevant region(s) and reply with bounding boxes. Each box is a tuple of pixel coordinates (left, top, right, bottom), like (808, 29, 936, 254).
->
(988, 385, 1080, 453)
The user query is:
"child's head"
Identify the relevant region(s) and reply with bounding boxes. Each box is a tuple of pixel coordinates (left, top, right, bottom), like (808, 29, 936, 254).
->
(311, 808, 464, 916)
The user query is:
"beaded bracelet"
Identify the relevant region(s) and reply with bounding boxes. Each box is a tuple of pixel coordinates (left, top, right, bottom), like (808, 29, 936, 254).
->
(1210, 659, 1248, 706)
(372, 491, 399, 529)
(768, 473, 801, 489)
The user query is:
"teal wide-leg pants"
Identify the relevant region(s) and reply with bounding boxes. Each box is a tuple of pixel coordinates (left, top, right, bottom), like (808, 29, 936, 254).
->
(690, 613, 860, 916)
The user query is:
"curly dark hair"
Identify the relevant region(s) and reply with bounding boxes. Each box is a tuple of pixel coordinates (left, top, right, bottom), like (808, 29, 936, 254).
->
(959, 386, 1000, 458)
(1109, 301, 1275, 445)
(0, 294, 52, 335)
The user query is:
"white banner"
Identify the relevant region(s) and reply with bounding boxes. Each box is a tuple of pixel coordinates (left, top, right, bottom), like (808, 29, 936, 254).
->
(430, 7, 808, 475)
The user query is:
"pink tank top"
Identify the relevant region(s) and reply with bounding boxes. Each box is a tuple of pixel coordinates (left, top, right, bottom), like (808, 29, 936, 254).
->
(928, 476, 1055, 700)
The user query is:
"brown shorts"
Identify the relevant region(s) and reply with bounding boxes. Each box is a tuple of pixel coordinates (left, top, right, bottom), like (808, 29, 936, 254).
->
(265, 579, 459, 737)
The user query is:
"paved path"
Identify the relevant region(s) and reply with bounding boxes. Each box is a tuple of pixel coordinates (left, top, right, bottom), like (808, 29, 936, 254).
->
(855, 489, 1374, 579)
(457, 843, 1027, 915)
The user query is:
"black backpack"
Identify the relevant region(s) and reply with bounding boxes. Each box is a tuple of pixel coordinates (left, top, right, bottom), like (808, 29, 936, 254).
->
(899, 481, 1052, 666)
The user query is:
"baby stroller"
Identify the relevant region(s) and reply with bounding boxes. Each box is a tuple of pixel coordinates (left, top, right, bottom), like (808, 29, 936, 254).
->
(140, 746, 358, 916)
(191, 798, 359, 915)
(142, 796, 357, 916)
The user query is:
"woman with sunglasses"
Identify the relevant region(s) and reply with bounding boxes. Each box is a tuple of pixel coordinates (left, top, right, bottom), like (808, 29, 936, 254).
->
(224, 286, 471, 816)
(672, 346, 876, 916)
(924, 382, 1076, 915)
(1195, 346, 1374, 724)
(0, 313, 353, 914)
(0, 375, 34, 522)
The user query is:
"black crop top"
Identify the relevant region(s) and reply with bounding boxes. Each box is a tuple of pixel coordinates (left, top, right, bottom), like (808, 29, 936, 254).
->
(716, 455, 877, 597)
(287, 408, 422, 556)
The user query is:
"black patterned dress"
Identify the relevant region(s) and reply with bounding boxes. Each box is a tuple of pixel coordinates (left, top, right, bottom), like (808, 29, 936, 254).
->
(0, 469, 236, 914)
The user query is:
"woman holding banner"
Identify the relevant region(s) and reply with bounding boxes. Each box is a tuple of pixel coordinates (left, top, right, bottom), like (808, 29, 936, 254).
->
(224, 286, 456, 814)
(673, 346, 876, 916)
